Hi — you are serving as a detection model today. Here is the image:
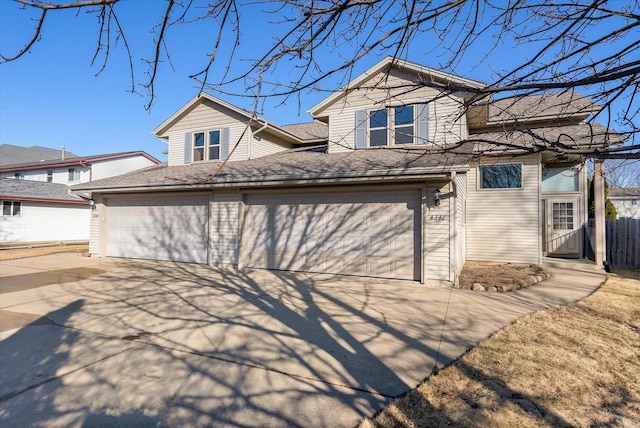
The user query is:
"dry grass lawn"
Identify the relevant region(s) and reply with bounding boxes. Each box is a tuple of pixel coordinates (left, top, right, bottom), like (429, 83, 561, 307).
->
(0, 244, 88, 261)
(362, 270, 640, 427)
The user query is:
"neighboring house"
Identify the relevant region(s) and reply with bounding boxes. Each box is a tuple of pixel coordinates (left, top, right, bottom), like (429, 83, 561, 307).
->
(609, 188, 640, 219)
(0, 179, 89, 242)
(72, 57, 612, 285)
(0, 145, 161, 243)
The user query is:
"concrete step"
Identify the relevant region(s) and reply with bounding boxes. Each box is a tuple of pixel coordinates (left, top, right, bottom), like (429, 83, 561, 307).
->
(542, 257, 606, 273)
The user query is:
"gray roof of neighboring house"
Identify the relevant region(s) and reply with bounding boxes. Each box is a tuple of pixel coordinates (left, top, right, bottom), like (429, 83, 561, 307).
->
(72, 144, 474, 192)
(609, 187, 640, 198)
(0, 178, 86, 202)
(0, 150, 161, 171)
(486, 92, 599, 124)
(280, 122, 328, 141)
(0, 144, 79, 166)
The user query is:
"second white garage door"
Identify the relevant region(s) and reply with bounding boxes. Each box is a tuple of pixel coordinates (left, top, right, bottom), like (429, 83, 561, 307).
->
(106, 194, 209, 264)
(244, 189, 420, 280)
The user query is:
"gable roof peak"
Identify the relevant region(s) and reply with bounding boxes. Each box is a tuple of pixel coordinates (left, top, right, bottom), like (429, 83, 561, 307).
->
(308, 57, 486, 117)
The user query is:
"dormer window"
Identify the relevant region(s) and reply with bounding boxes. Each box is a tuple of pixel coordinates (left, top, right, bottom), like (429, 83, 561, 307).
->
(355, 104, 428, 149)
(192, 130, 224, 162)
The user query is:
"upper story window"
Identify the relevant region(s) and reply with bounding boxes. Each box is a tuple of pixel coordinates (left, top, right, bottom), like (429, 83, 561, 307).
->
(355, 104, 428, 149)
(479, 163, 522, 189)
(193, 130, 222, 162)
(369, 109, 388, 146)
(68, 168, 81, 182)
(47, 170, 53, 183)
(394, 105, 414, 145)
(2, 201, 21, 216)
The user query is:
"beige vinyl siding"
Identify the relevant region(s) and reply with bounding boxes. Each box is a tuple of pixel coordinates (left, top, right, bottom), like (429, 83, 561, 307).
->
(89, 195, 103, 255)
(166, 100, 252, 166)
(466, 156, 541, 264)
(424, 182, 452, 282)
(319, 68, 467, 153)
(455, 173, 467, 277)
(251, 133, 292, 159)
(210, 191, 241, 267)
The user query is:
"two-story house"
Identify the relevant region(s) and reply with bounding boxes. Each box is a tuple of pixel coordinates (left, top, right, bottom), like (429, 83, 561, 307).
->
(72, 58, 611, 285)
(0, 145, 160, 243)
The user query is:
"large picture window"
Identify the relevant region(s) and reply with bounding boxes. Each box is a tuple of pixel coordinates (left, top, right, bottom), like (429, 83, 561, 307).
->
(193, 130, 221, 162)
(479, 164, 522, 189)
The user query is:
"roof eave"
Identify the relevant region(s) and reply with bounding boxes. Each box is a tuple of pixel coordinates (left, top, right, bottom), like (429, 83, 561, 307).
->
(0, 195, 88, 205)
(73, 165, 470, 194)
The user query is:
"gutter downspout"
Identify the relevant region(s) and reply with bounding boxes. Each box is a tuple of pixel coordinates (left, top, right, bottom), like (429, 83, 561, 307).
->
(79, 161, 92, 182)
(250, 120, 270, 159)
(450, 171, 459, 286)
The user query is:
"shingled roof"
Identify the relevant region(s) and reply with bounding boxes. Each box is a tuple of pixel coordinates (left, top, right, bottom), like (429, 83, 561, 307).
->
(468, 122, 619, 157)
(280, 122, 328, 141)
(0, 150, 161, 172)
(609, 187, 640, 198)
(0, 178, 87, 204)
(0, 144, 78, 166)
(73, 144, 474, 192)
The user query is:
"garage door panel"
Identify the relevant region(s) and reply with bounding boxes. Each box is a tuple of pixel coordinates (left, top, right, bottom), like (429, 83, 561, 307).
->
(107, 196, 208, 264)
(245, 189, 420, 280)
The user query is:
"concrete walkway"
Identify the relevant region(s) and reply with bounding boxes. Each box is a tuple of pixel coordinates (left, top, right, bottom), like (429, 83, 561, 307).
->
(0, 253, 605, 427)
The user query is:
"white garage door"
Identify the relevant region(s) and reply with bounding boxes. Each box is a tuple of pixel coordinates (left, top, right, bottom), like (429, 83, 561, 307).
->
(244, 189, 420, 280)
(106, 194, 209, 264)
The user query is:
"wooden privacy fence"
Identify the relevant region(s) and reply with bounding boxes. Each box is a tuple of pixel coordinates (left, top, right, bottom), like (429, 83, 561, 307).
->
(605, 218, 640, 269)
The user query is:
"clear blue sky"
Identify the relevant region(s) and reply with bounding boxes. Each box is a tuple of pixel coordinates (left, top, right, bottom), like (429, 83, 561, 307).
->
(0, 1, 632, 162)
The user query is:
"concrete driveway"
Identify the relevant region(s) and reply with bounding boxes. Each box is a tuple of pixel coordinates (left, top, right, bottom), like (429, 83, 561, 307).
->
(0, 253, 605, 427)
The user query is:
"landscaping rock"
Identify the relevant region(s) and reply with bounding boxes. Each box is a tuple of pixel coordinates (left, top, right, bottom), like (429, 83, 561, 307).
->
(517, 279, 528, 288)
(535, 275, 543, 282)
(525, 275, 537, 285)
(472, 283, 486, 292)
(488, 286, 497, 292)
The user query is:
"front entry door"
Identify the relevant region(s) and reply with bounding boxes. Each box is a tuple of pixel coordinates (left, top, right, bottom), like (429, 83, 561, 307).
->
(546, 197, 581, 257)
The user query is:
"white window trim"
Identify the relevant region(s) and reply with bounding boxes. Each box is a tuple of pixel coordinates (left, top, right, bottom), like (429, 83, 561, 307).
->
(68, 168, 81, 182)
(2, 201, 21, 216)
(366, 105, 416, 148)
(192, 129, 222, 162)
(477, 162, 524, 190)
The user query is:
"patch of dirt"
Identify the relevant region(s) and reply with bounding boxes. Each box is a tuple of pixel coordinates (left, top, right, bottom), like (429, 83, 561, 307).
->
(458, 261, 551, 292)
(0, 244, 89, 261)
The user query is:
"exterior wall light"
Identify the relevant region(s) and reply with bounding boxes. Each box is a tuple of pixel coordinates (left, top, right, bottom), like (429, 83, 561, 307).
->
(433, 188, 441, 206)
(89, 199, 96, 210)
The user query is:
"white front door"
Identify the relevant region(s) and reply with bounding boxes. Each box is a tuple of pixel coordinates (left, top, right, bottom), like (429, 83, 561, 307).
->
(546, 197, 581, 257)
